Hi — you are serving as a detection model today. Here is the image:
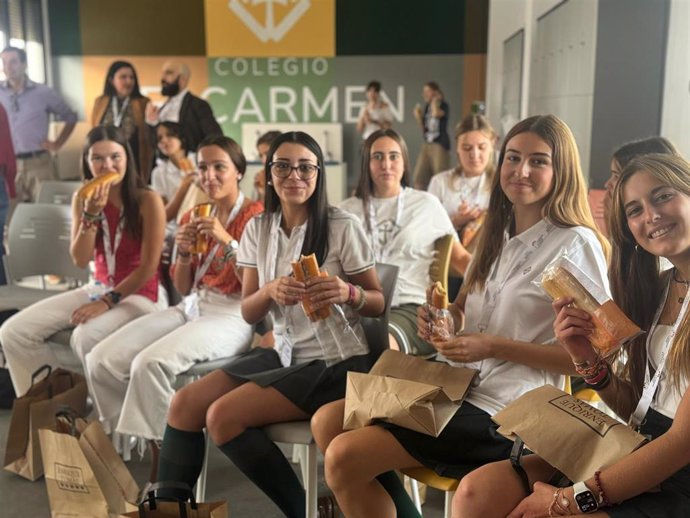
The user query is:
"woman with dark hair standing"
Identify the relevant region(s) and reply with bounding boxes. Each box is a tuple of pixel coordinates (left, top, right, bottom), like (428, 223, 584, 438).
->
(155, 131, 384, 517)
(0, 126, 166, 396)
(91, 61, 154, 181)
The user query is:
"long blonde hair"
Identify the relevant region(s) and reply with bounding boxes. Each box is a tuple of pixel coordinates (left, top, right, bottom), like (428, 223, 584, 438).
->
(463, 114, 609, 294)
(453, 114, 497, 187)
(610, 153, 690, 397)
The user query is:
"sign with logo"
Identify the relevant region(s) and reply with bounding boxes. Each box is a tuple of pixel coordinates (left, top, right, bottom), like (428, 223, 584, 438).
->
(205, 0, 335, 57)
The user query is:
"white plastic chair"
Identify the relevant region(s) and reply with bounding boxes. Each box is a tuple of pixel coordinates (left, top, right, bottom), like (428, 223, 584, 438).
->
(36, 181, 82, 205)
(0, 203, 88, 312)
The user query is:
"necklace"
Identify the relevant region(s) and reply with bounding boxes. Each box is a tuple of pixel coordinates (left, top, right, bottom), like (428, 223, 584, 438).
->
(672, 267, 690, 304)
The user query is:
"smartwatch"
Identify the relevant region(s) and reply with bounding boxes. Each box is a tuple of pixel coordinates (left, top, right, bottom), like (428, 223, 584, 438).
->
(573, 481, 599, 513)
(223, 239, 239, 261)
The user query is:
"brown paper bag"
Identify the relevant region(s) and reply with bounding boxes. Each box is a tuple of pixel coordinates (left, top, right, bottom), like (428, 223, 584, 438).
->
(493, 385, 648, 482)
(4, 365, 87, 480)
(75, 418, 140, 516)
(120, 482, 228, 518)
(343, 349, 477, 437)
(39, 427, 110, 518)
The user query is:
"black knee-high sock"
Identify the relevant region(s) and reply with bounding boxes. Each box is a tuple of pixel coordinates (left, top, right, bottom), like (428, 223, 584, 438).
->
(377, 471, 423, 518)
(156, 425, 206, 498)
(218, 428, 305, 518)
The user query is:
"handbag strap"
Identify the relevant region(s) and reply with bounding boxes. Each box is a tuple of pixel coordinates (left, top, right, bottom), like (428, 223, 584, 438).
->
(138, 481, 197, 518)
(30, 364, 51, 386)
(509, 436, 532, 496)
(55, 405, 81, 436)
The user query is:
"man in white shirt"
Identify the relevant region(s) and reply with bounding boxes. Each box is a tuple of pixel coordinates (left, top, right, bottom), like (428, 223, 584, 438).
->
(145, 60, 222, 153)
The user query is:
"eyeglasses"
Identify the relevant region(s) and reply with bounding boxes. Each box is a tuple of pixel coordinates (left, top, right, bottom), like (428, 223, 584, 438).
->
(269, 161, 319, 180)
(10, 93, 19, 112)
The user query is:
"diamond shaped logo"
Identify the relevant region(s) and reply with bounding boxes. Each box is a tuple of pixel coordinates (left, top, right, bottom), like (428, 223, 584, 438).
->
(228, 0, 311, 43)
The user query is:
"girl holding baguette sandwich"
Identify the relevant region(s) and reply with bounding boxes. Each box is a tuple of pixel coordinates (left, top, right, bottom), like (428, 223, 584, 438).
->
(454, 153, 690, 518)
(0, 125, 166, 396)
(155, 131, 384, 517)
(310, 114, 610, 517)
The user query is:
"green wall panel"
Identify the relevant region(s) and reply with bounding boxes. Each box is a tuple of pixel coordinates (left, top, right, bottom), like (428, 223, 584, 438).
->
(49, 0, 82, 56)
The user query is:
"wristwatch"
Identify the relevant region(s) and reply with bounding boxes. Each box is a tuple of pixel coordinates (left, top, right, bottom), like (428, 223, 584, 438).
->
(223, 239, 239, 261)
(573, 481, 599, 513)
(104, 290, 122, 305)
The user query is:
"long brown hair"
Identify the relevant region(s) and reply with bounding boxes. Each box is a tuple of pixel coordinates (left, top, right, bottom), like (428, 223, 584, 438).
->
(354, 129, 411, 233)
(610, 153, 690, 397)
(81, 125, 146, 240)
(463, 115, 609, 294)
(453, 114, 497, 186)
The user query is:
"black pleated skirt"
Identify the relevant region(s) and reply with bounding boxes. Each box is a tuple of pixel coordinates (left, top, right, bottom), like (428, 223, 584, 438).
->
(221, 347, 372, 415)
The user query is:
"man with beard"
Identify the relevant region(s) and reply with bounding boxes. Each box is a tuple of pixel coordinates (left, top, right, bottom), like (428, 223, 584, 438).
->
(146, 60, 222, 153)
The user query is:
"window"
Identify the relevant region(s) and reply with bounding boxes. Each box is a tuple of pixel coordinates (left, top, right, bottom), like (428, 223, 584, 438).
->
(0, 0, 46, 83)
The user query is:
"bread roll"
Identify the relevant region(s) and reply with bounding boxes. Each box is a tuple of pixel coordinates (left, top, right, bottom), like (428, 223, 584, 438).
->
(178, 157, 195, 173)
(293, 254, 331, 320)
(430, 281, 448, 310)
(77, 171, 120, 199)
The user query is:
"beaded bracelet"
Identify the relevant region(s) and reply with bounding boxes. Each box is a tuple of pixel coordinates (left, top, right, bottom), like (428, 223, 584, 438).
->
(584, 363, 612, 390)
(574, 356, 605, 379)
(352, 285, 366, 311)
(79, 217, 99, 234)
(346, 283, 356, 306)
(594, 471, 611, 507)
(82, 210, 102, 222)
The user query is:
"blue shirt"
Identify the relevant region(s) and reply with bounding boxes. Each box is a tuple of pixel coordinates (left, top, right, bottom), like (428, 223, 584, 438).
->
(0, 78, 77, 154)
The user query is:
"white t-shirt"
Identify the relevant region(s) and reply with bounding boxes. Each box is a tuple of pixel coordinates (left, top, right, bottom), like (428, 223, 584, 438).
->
(237, 207, 375, 363)
(339, 188, 456, 307)
(358, 103, 394, 140)
(443, 219, 609, 416)
(428, 168, 491, 218)
(648, 324, 687, 419)
(151, 155, 195, 236)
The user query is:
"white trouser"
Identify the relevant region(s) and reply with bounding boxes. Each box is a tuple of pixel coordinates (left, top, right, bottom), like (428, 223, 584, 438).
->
(85, 290, 252, 445)
(0, 287, 164, 396)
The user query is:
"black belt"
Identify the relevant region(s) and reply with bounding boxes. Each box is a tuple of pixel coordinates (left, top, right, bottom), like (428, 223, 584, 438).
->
(15, 150, 48, 160)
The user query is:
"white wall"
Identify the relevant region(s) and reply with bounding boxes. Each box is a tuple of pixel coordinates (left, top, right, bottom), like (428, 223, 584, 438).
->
(486, 0, 598, 177)
(660, 0, 690, 159)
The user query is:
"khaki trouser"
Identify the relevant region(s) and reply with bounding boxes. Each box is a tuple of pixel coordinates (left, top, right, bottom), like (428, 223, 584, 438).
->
(15, 153, 55, 203)
(413, 142, 450, 190)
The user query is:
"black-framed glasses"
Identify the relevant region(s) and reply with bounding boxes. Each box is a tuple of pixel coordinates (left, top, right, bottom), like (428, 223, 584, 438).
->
(269, 161, 319, 180)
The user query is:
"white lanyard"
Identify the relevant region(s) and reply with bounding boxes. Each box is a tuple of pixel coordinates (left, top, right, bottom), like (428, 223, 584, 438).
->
(101, 206, 124, 287)
(110, 96, 130, 127)
(368, 187, 406, 262)
(476, 221, 555, 332)
(631, 277, 690, 426)
(191, 192, 245, 289)
(266, 211, 307, 283)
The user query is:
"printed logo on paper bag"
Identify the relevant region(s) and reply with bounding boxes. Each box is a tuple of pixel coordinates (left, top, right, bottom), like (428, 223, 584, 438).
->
(205, 0, 335, 57)
(55, 463, 89, 493)
(548, 395, 622, 437)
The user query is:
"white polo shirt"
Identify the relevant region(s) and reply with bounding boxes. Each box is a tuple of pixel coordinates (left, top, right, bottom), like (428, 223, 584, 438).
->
(339, 188, 456, 307)
(237, 207, 375, 363)
(443, 219, 609, 416)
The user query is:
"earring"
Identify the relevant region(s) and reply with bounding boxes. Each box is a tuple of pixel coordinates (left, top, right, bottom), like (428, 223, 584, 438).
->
(266, 180, 273, 186)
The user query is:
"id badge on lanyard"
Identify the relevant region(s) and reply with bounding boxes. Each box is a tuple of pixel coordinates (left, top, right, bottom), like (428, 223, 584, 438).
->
(101, 207, 124, 288)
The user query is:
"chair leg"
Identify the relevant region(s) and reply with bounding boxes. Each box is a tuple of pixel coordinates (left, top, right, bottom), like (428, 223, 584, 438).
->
(305, 443, 318, 518)
(407, 476, 423, 515)
(195, 430, 210, 502)
(444, 490, 454, 518)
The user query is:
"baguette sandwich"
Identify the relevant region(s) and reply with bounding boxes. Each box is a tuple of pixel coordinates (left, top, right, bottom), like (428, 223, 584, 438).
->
(541, 265, 642, 356)
(77, 171, 120, 199)
(292, 253, 331, 321)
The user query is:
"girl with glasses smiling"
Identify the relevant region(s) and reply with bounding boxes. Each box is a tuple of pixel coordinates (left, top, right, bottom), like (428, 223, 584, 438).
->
(155, 131, 384, 517)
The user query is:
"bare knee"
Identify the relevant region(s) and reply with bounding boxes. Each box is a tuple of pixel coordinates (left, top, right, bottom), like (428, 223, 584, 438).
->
(324, 433, 363, 492)
(453, 473, 487, 518)
(168, 383, 206, 431)
(206, 398, 242, 445)
(311, 400, 345, 453)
